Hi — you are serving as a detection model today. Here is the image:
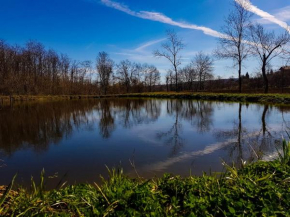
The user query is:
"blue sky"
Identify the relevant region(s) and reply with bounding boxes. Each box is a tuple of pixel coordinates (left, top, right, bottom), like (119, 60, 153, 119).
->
(0, 0, 289, 80)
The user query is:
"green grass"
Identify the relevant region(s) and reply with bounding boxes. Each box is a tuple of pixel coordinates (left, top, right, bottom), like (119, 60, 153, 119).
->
(1, 140, 290, 216)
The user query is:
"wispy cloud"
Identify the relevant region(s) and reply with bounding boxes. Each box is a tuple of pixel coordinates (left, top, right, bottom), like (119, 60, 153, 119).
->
(135, 38, 166, 52)
(100, 0, 227, 38)
(235, 0, 290, 33)
(257, 6, 290, 25)
(277, 6, 290, 22)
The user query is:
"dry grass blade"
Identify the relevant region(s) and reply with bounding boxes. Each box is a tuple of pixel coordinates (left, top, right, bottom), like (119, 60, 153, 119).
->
(94, 182, 110, 205)
(0, 174, 17, 207)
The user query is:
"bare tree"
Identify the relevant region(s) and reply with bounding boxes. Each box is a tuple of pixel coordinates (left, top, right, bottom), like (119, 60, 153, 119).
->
(143, 64, 160, 92)
(96, 52, 113, 95)
(116, 60, 139, 93)
(131, 63, 143, 93)
(0, 39, 99, 96)
(166, 69, 174, 92)
(250, 24, 290, 93)
(193, 52, 214, 91)
(215, 0, 252, 93)
(154, 30, 184, 92)
(283, 49, 290, 66)
(180, 64, 197, 91)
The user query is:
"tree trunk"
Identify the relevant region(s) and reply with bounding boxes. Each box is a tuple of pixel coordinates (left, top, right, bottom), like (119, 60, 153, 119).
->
(262, 105, 268, 135)
(175, 67, 178, 92)
(199, 74, 202, 91)
(262, 56, 269, 94)
(238, 62, 242, 93)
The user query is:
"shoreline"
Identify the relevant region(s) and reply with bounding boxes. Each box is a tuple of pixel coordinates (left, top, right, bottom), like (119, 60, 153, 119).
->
(1, 92, 290, 104)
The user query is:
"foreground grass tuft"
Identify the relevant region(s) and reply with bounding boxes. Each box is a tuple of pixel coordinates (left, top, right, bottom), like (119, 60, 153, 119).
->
(1, 141, 290, 216)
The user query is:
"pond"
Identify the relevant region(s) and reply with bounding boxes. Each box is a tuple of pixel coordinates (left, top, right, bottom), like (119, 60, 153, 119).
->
(0, 98, 289, 187)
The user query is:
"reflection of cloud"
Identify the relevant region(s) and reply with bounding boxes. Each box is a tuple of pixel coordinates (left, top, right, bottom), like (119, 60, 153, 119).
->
(100, 0, 227, 38)
(142, 138, 237, 172)
(235, 0, 290, 33)
(141, 131, 262, 172)
(132, 127, 164, 146)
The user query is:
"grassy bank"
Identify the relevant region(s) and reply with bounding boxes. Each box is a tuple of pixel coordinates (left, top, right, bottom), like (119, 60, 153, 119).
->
(1, 92, 290, 104)
(0, 95, 96, 103)
(1, 141, 290, 216)
(114, 92, 290, 104)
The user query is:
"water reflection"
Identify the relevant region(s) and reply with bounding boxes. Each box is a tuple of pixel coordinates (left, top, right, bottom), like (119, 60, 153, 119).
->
(214, 103, 285, 166)
(0, 99, 289, 186)
(0, 100, 94, 155)
(97, 100, 115, 138)
(157, 100, 214, 156)
(157, 100, 183, 156)
(214, 103, 246, 166)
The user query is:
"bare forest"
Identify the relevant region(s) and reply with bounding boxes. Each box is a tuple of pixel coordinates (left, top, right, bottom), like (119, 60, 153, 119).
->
(0, 2, 289, 95)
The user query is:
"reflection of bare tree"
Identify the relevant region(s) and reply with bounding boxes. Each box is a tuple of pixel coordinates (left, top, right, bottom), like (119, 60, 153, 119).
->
(261, 105, 271, 136)
(97, 100, 115, 139)
(192, 101, 213, 133)
(157, 100, 183, 156)
(0, 99, 163, 155)
(215, 103, 247, 166)
(157, 100, 214, 156)
(251, 104, 274, 160)
(177, 100, 213, 133)
(215, 104, 279, 165)
(275, 105, 290, 138)
(277, 105, 290, 114)
(179, 100, 214, 130)
(115, 99, 161, 128)
(0, 100, 97, 155)
(144, 99, 161, 121)
(282, 112, 290, 134)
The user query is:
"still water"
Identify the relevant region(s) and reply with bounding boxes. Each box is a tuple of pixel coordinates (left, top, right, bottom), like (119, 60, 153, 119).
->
(0, 98, 289, 186)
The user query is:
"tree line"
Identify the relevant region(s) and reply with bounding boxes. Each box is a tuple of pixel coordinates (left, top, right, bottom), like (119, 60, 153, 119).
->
(0, 0, 289, 95)
(0, 40, 96, 95)
(0, 41, 161, 95)
(154, 1, 289, 93)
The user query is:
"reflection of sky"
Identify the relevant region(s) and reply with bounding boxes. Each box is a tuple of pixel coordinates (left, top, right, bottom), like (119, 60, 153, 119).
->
(0, 99, 290, 187)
